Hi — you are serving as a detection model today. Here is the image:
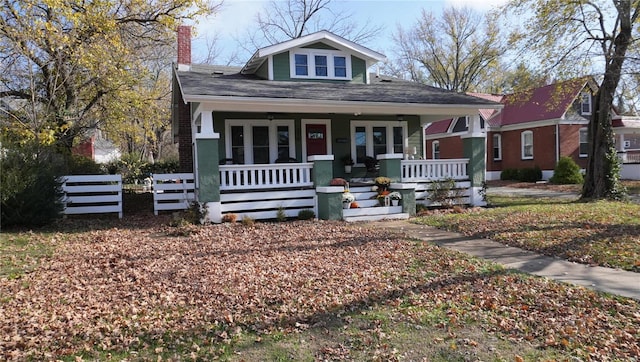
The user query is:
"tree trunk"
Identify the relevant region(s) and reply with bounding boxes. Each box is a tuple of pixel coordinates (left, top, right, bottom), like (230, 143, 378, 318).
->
(581, 2, 633, 200)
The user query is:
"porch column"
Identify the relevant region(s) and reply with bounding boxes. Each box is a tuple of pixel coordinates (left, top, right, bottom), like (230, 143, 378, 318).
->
(461, 114, 486, 207)
(316, 186, 344, 220)
(390, 182, 417, 216)
(194, 110, 222, 223)
(378, 154, 403, 182)
(309, 155, 334, 186)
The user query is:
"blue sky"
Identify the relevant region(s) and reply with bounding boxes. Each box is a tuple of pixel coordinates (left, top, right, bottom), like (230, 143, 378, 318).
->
(192, 0, 508, 64)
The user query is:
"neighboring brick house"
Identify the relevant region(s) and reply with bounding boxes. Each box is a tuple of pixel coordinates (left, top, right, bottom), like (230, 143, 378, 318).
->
(425, 78, 640, 180)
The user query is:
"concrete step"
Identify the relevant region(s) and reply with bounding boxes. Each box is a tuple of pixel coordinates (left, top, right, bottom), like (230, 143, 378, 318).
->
(343, 205, 402, 217)
(344, 213, 410, 223)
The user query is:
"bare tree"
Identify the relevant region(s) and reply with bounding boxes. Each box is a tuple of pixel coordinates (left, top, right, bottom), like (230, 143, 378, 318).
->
(392, 6, 506, 92)
(240, 0, 383, 52)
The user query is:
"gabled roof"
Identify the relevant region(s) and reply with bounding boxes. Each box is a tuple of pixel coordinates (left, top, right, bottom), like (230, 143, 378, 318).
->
(494, 77, 593, 126)
(467, 93, 504, 124)
(241, 30, 386, 75)
(426, 78, 596, 136)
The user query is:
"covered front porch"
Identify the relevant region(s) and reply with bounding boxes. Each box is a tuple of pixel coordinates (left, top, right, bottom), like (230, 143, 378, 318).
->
(186, 99, 490, 222)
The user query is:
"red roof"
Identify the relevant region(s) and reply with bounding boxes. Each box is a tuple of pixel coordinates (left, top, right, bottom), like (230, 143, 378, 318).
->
(467, 93, 504, 123)
(425, 118, 453, 135)
(495, 78, 589, 126)
(426, 78, 593, 136)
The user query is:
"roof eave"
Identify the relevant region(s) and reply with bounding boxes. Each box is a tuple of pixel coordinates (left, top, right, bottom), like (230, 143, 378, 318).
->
(182, 94, 501, 116)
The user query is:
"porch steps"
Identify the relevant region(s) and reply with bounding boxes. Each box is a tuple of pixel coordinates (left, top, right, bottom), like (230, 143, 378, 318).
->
(343, 185, 409, 222)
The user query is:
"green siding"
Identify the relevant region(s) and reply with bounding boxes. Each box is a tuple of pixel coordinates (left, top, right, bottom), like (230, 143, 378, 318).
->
(302, 42, 338, 50)
(406, 115, 423, 157)
(351, 56, 366, 84)
(255, 61, 269, 79)
(273, 51, 291, 80)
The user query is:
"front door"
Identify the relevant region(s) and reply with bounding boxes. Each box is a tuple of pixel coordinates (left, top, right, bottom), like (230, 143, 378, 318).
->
(306, 124, 327, 157)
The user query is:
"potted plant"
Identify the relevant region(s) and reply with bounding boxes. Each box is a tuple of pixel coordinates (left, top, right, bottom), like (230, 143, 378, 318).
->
(374, 176, 391, 191)
(342, 190, 355, 209)
(341, 155, 354, 174)
(388, 191, 402, 206)
(376, 190, 390, 206)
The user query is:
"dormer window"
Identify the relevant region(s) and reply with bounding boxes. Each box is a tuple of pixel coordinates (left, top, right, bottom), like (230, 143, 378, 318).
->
(294, 54, 308, 76)
(315, 55, 328, 76)
(581, 92, 592, 115)
(290, 48, 351, 80)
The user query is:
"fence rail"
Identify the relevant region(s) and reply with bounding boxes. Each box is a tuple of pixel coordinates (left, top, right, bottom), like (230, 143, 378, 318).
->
(153, 173, 195, 215)
(220, 163, 313, 190)
(401, 159, 469, 182)
(62, 174, 122, 218)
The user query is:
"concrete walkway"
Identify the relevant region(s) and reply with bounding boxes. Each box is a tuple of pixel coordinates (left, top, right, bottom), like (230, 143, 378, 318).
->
(373, 220, 640, 301)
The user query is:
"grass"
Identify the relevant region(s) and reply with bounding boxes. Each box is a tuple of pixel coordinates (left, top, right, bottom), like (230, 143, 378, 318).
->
(416, 196, 640, 271)
(0, 233, 53, 279)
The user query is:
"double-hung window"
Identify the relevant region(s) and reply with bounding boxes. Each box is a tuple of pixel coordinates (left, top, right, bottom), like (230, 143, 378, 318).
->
(294, 54, 308, 76)
(315, 55, 328, 76)
(493, 134, 502, 160)
(432, 141, 440, 159)
(581, 92, 592, 115)
(521, 130, 533, 159)
(290, 49, 351, 80)
(351, 121, 407, 164)
(579, 128, 588, 157)
(226, 119, 295, 164)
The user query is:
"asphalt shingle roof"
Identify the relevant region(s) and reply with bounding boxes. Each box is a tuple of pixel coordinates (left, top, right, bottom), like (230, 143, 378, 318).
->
(176, 67, 501, 107)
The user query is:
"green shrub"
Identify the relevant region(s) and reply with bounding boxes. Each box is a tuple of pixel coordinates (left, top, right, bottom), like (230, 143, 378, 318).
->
(297, 209, 315, 220)
(66, 154, 104, 175)
(103, 157, 179, 183)
(276, 206, 287, 222)
(501, 167, 542, 182)
(550, 156, 584, 184)
(500, 169, 518, 180)
(1, 145, 64, 228)
(518, 166, 542, 182)
(428, 178, 461, 208)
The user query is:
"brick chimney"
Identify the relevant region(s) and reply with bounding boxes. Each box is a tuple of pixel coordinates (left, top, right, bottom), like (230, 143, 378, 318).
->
(177, 25, 191, 71)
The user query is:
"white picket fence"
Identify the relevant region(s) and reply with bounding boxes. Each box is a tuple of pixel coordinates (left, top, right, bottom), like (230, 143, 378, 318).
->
(62, 175, 123, 218)
(152, 173, 196, 215)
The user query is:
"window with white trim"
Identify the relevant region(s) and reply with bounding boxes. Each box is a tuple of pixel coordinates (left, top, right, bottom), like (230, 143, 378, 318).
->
(581, 92, 592, 115)
(579, 128, 589, 157)
(294, 54, 308, 76)
(290, 48, 352, 80)
(521, 130, 533, 159)
(351, 121, 407, 164)
(432, 141, 440, 159)
(226, 119, 295, 164)
(493, 134, 502, 160)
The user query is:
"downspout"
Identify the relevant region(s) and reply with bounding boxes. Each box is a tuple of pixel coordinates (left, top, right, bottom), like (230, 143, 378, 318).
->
(555, 121, 560, 163)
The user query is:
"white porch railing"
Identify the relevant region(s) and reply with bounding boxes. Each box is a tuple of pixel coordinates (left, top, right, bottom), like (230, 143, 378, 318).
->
(401, 159, 469, 182)
(220, 163, 314, 190)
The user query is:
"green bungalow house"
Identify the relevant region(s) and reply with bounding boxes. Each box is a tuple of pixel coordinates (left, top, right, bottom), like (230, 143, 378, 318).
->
(171, 26, 501, 223)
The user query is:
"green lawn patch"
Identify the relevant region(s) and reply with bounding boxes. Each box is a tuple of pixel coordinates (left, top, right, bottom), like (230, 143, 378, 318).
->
(415, 196, 640, 272)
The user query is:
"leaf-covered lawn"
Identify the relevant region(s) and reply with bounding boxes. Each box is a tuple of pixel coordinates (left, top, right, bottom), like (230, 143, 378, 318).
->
(416, 197, 640, 272)
(1, 218, 639, 361)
